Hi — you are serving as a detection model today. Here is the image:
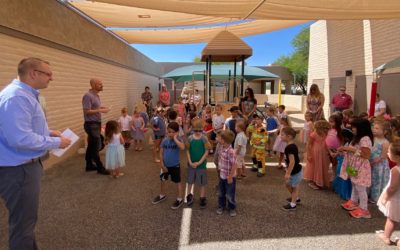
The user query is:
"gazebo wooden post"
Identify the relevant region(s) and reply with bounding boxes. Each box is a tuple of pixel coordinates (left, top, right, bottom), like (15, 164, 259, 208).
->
(240, 55, 245, 97)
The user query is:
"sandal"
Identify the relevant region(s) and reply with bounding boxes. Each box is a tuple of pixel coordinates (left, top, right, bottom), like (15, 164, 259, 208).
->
(308, 182, 320, 190)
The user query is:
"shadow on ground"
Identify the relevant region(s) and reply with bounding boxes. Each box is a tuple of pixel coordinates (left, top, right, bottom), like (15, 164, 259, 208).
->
(0, 144, 396, 249)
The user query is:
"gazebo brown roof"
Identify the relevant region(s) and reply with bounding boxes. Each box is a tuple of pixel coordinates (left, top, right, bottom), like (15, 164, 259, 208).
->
(201, 31, 252, 62)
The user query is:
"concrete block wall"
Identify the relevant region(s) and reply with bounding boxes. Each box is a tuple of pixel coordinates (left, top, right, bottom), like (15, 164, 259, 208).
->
(0, 0, 162, 168)
(0, 33, 159, 168)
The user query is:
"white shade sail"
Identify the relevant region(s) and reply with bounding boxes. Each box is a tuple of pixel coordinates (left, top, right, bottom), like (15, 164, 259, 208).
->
(112, 20, 305, 44)
(84, 0, 400, 20)
(68, 0, 400, 44)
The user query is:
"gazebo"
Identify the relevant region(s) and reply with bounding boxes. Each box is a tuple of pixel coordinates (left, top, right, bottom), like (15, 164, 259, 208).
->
(200, 30, 252, 104)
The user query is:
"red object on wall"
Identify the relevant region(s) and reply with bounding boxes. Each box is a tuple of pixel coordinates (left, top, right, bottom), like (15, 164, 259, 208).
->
(369, 80, 377, 117)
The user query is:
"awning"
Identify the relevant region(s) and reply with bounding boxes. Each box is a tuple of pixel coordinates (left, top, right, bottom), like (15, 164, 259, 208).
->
(162, 64, 279, 82)
(374, 56, 400, 74)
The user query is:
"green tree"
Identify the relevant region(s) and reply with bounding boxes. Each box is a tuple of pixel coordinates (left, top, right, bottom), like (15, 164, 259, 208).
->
(274, 27, 309, 94)
(193, 56, 201, 62)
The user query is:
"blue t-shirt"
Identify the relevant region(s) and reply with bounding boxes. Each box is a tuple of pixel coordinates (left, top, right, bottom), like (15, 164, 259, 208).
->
(265, 116, 279, 132)
(161, 138, 180, 167)
(151, 115, 166, 137)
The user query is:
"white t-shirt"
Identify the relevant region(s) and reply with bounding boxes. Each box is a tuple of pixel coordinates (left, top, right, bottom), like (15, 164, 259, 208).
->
(192, 94, 201, 105)
(234, 132, 248, 157)
(212, 114, 225, 132)
(118, 115, 132, 131)
(374, 100, 386, 117)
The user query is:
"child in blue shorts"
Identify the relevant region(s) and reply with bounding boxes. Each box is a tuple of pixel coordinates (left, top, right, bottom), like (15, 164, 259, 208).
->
(152, 122, 185, 210)
(281, 127, 303, 211)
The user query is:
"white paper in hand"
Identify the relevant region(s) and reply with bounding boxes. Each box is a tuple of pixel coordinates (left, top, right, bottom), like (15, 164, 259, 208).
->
(51, 128, 79, 157)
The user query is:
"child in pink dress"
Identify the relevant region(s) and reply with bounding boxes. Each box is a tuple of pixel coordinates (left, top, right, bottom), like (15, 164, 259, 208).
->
(376, 141, 400, 245)
(304, 120, 331, 189)
(326, 114, 342, 176)
(273, 117, 290, 169)
(176, 97, 186, 124)
(340, 118, 373, 219)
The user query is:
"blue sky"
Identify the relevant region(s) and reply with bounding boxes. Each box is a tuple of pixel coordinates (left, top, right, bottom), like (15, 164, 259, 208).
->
(131, 22, 312, 66)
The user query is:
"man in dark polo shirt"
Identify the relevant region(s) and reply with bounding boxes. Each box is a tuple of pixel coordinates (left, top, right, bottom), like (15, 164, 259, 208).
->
(82, 78, 110, 175)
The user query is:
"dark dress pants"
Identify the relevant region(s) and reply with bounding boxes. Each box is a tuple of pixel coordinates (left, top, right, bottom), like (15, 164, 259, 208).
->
(84, 122, 105, 171)
(0, 161, 42, 250)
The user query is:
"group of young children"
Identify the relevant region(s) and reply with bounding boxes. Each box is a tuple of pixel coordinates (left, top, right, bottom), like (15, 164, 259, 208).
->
(300, 108, 400, 245)
(100, 99, 400, 241)
(142, 102, 304, 215)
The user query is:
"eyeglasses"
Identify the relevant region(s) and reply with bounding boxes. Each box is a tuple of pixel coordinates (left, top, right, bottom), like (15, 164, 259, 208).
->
(34, 69, 52, 77)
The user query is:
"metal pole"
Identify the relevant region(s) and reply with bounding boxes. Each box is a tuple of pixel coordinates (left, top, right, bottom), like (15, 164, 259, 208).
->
(208, 55, 212, 104)
(205, 58, 209, 104)
(241, 55, 245, 97)
(278, 79, 282, 106)
(228, 69, 231, 102)
(203, 69, 208, 103)
(233, 59, 237, 98)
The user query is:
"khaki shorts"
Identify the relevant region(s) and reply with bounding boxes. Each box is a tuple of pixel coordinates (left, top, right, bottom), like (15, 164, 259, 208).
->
(236, 155, 245, 167)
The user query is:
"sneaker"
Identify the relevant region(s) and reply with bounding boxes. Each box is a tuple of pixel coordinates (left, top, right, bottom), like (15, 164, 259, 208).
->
(171, 199, 184, 210)
(251, 165, 258, 172)
(186, 194, 193, 207)
(257, 172, 265, 177)
(216, 207, 223, 215)
(286, 197, 301, 204)
(341, 200, 359, 211)
(199, 197, 207, 209)
(350, 208, 371, 219)
(152, 195, 166, 204)
(229, 209, 237, 217)
(282, 203, 296, 211)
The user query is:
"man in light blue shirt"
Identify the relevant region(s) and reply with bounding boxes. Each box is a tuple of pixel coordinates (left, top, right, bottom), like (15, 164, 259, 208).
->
(0, 58, 71, 250)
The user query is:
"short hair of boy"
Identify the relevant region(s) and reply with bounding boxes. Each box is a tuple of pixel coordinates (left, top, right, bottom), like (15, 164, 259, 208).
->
(342, 109, 354, 117)
(282, 127, 296, 138)
(169, 110, 178, 120)
(236, 120, 246, 132)
(278, 105, 286, 110)
(215, 104, 223, 110)
(206, 118, 212, 124)
(167, 122, 179, 132)
(268, 106, 276, 113)
(121, 107, 127, 113)
(220, 130, 235, 145)
(252, 113, 260, 119)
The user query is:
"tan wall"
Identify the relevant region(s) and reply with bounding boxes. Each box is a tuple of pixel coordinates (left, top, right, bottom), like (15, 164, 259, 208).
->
(370, 20, 400, 70)
(308, 21, 330, 118)
(326, 21, 365, 109)
(0, 0, 162, 77)
(0, 33, 159, 169)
